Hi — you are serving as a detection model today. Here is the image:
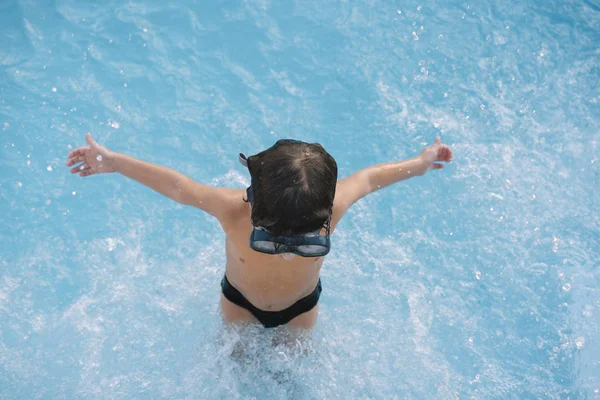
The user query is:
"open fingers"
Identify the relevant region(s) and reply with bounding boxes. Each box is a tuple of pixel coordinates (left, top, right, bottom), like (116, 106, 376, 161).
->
(70, 163, 90, 174)
(66, 155, 86, 167)
(67, 146, 89, 159)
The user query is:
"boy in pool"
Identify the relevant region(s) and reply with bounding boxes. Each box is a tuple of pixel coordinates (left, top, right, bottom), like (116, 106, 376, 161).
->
(67, 134, 452, 329)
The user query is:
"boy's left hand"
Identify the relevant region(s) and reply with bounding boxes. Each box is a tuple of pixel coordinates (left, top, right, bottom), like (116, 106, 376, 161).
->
(66, 133, 116, 176)
(419, 137, 453, 171)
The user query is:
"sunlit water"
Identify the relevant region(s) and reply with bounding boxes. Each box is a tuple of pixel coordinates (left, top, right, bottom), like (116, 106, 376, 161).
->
(1, 0, 599, 398)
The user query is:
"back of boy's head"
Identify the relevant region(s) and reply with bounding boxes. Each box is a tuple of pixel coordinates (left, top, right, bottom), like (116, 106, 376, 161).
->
(246, 139, 337, 236)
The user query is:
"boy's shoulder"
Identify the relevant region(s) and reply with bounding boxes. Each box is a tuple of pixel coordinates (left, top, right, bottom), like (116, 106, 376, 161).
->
(211, 187, 248, 228)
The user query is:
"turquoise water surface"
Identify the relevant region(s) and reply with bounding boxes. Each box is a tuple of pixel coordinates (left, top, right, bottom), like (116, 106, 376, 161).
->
(1, 0, 599, 398)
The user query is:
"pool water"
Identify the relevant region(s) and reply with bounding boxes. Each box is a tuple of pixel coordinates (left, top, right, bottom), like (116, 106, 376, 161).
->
(1, 0, 599, 398)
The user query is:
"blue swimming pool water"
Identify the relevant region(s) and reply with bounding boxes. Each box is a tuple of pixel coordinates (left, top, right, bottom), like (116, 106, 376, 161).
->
(1, 0, 599, 398)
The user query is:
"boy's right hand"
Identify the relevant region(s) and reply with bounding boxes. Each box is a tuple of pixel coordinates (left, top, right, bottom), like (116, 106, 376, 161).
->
(66, 133, 116, 177)
(418, 136, 453, 172)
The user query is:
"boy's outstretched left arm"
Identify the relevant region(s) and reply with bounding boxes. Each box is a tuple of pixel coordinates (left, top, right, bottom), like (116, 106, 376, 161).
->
(66, 133, 240, 222)
(332, 137, 453, 225)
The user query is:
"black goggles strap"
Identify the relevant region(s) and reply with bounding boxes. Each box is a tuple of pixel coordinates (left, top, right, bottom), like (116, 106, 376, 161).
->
(239, 153, 248, 168)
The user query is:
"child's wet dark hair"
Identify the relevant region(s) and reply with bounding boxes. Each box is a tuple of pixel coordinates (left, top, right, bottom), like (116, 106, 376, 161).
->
(245, 139, 337, 236)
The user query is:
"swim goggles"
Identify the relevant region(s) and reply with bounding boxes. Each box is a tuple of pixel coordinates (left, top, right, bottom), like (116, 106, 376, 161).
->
(239, 153, 331, 257)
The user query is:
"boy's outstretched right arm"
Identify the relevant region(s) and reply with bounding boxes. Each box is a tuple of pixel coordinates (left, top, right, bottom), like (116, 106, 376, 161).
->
(331, 137, 453, 227)
(66, 133, 239, 220)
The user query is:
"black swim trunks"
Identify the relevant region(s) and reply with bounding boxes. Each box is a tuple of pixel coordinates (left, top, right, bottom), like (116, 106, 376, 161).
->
(221, 274, 322, 328)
